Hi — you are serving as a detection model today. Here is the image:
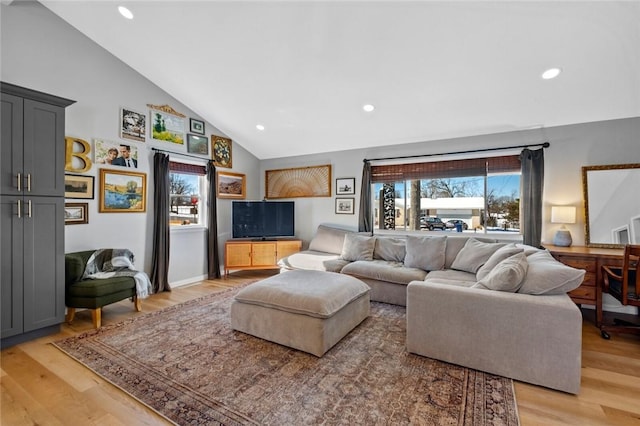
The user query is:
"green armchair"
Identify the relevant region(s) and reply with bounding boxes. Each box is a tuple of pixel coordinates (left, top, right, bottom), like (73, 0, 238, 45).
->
(65, 250, 141, 328)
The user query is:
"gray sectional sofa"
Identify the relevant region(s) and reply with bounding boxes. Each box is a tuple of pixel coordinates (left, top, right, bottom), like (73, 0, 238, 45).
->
(278, 224, 586, 394)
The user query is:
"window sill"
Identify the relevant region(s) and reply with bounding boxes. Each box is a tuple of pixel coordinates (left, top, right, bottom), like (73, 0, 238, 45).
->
(170, 225, 207, 234)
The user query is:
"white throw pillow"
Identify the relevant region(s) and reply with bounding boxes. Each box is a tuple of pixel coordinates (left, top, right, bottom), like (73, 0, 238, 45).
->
(476, 243, 524, 280)
(450, 238, 505, 273)
(472, 252, 529, 292)
(404, 235, 446, 271)
(517, 251, 586, 295)
(340, 233, 376, 261)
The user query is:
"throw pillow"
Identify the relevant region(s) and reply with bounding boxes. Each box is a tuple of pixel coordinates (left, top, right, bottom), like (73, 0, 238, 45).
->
(476, 243, 524, 280)
(517, 250, 586, 295)
(373, 237, 406, 262)
(308, 224, 354, 254)
(472, 252, 529, 292)
(404, 235, 446, 271)
(450, 238, 505, 274)
(340, 233, 376, 261)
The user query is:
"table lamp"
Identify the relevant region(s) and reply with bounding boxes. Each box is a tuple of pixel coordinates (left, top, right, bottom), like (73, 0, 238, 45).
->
(551, 206, 576, 247)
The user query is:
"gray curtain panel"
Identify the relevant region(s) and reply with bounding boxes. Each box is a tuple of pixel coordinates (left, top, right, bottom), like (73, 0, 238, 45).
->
(150, 152, 171, 292)
(358, 160, 373, 233)
(207, 161, 221, 279)
(520, 148, 545, 248)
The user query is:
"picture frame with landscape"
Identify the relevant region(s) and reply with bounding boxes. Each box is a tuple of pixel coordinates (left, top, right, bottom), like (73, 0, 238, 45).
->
(148, 104, 185, 145)
(190, 118, 205, 135)
(99, 169, 147, 213)
(187, 133, 209, 155)
(336, 177, 355, 195)
(64, 174, 94, 199)
(64, 202, 89, 225)
(120, 107, 146, 142)
(335, 198, 355, 214)
(216, 171, 245, 199)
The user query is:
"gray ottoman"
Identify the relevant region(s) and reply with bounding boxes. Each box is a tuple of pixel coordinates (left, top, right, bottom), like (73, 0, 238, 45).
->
(230, 270, 370, 357)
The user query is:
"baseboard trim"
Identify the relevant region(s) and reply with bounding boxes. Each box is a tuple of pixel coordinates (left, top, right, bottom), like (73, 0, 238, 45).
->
(170, 274, 208, 288)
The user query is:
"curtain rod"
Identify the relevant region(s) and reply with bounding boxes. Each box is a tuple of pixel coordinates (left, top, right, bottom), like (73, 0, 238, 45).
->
(364, 141, 550, 163)
(152, 147, 211, 162)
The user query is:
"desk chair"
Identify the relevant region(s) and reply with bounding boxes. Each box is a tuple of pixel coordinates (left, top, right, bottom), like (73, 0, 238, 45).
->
(599, 245, 640, 339)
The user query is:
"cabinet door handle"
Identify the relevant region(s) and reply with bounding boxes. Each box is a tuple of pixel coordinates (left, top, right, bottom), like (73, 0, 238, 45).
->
(17, 173, 21, 192)
(27, 200, 32, 218)
(17, 199, 21, 218)
(26, 174, 31, 192)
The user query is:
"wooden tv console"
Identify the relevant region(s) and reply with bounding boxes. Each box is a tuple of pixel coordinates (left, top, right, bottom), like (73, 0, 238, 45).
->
(224, 239, 302, 276)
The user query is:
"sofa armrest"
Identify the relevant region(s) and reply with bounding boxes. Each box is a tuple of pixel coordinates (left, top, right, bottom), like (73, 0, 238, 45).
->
(406, 280, 582, 394)
(65, 250, 96, 286)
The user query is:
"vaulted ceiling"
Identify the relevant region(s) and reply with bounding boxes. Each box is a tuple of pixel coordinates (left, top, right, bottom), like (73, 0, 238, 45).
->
(40, 1, 640, 159)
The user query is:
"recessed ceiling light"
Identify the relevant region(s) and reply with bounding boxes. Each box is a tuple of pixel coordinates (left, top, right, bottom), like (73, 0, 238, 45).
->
(363, 104, 375, 112)
(256, 124, 265, 131)
(542, 68, 561, 80)
(118, 6, 134, 20)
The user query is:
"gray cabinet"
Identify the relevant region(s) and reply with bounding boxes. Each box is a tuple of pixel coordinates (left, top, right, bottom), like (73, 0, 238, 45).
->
(1, 82, 74, 346)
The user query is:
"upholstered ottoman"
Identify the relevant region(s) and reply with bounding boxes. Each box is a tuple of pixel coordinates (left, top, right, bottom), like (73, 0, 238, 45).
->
(230, 270, 370, 357)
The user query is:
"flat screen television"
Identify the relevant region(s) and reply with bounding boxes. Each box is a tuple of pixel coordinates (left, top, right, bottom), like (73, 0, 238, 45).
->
(232, 201, 295, 239)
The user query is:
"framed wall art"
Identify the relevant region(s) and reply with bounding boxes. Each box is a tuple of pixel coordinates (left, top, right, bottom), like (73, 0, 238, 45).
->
(190, 118, 205, 135)
(211, 135, 232, 168)
(336, 198, 355, 214)
(120, 107, 146, 142)
(94, 139, 139, 168)
(64, 174, 95, 199)
(148, 104, 185, 145)
(336, 177, 356, 195)
(187, 133, 209, 155)
(99, 168, 147, 213)
(64, 202, 89, 225)
(216, 171, 246, 199)
(265, 164, 331, 199)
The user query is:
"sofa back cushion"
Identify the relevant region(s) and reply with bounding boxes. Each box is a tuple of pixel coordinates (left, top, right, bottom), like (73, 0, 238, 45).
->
(308, 224, 353, 254)
(475, 243, 524, 280)
(404, 236, 447, 271)
(518, 251, 586, 295)
(340, 234, 376, 261)
(472, 252, 529, 292)
(450, 238, 506, 273)
(373, 237, 406, 262)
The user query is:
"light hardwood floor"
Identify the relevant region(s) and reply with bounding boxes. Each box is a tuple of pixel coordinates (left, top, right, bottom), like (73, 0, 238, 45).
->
(2, 270, 639, 425)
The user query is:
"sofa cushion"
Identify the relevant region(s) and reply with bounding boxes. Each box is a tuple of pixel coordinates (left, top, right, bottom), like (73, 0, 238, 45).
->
(451, 238, 505, 273)
(308, 224, 353, 254)
(472, 252, 529, 292)
(277, 250, 349, 272)
(476, 243, 524, 280)
(341, 260, 427, 285)
(444, 236, 497, 268)
(424, 269, 477, 285)
(518, 251, 586, 295)
(340, 234, 376, 261)
(404, 235, 447, 271)
(373, 237, 406, 262)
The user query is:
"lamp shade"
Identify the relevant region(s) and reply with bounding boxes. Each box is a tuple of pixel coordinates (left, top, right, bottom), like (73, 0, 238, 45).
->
(551, 206, 576, 224)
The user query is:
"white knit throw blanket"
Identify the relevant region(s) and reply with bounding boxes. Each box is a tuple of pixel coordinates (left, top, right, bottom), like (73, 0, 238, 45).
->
(82, 248, 152, 299)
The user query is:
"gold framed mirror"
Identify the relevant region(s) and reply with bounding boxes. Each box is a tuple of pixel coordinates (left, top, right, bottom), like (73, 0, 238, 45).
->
(582, 163, 640, 248)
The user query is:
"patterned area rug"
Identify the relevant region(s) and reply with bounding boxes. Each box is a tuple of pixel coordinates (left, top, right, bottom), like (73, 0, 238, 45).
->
(53, 287, 519, 425)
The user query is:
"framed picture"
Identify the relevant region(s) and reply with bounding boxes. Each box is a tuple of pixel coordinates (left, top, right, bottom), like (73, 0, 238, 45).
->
(216, 171, 246, 199)
(94, 139, 139, 168)
(148, 104, 185, 145)
(186, 134, 209, 155)
(64, 202, 88, 225)
(120, 107, 146, 142)
(64, 174, 94, 199)
(265, 164, 331, 199)
(336, 177, 356, 195)
(211, 135, 232, 168)
(190, 118, 205, 135)
(336, 198, 355, 214)
(99, 169, 147, 213)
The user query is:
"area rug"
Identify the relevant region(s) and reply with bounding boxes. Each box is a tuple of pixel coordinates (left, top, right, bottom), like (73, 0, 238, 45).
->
(53, 286, 519, 425)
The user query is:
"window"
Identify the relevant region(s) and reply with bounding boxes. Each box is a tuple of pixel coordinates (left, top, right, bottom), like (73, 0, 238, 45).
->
(371, 155, 521, 234)
(169, 161, 207, 227)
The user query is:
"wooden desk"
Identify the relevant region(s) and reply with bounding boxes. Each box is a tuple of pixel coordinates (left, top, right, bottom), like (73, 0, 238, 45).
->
(545, 245, 623, 326)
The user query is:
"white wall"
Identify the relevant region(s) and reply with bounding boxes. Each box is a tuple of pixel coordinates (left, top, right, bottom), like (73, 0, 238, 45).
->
(3, 2, 639, 314)
(1, 2, 261, 286)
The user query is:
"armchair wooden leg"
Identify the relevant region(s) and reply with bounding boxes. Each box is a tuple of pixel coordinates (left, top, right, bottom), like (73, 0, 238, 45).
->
(91, 308, 102, 329)
(134, 295, 142, 312)
(66, 308, 76, 324)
